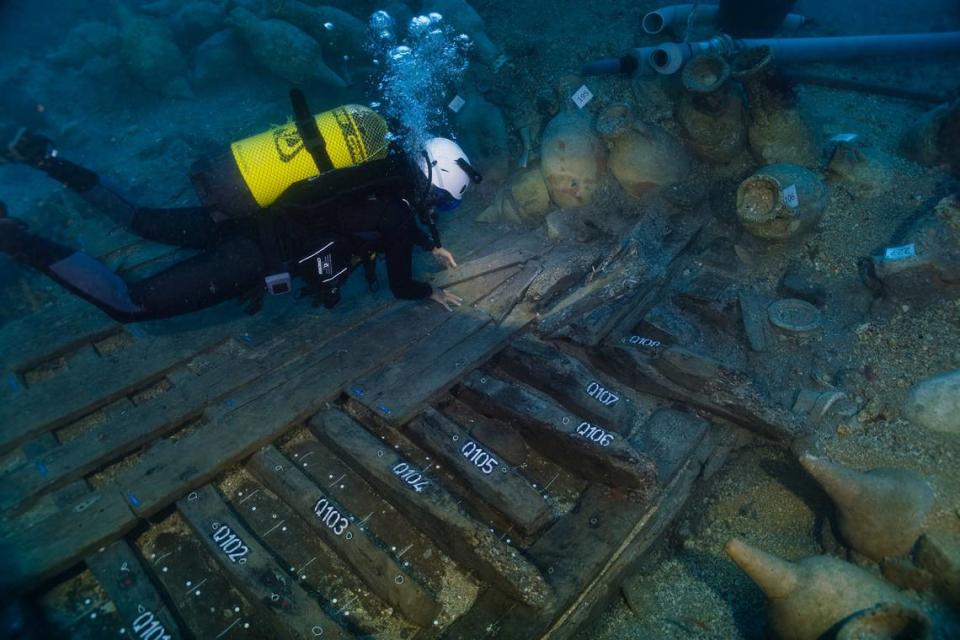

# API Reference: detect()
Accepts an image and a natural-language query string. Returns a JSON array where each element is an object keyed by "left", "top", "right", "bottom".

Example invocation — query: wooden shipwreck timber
[{"left": 0, "top": 212, "right": 809, "bottom": 639}]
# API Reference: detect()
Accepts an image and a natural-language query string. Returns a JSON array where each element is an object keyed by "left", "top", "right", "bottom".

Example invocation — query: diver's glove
[{"left": 2, "top": 127, "right": 54, "bottom": 166}]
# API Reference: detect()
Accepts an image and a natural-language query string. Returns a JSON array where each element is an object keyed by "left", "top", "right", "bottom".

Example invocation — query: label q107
[{"left": 586, "top": 381, "right": 619, "bottom": 406}]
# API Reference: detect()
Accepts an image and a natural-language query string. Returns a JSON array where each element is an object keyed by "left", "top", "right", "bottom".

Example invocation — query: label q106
[{"left": 575, "top": 421, "right": 615, "bottom": 447}]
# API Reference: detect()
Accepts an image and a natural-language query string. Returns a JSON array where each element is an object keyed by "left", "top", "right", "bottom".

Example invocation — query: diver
[{"left": 0, "top": 97, "right": 480, "bottom": 322}]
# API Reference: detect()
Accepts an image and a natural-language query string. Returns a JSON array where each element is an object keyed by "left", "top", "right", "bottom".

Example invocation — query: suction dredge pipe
[
  {"left": 583, "top": 31, "right": 960, "bottom": 77},
  {"left": 649, "top": 31, "right": 960, "bottom": 75},
  {"left": 642, "top": 4, "right": 806, "bottom": 36}
]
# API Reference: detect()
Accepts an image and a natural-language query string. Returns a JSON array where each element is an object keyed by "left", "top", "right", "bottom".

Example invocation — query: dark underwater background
[{"left": 1, "top": 1, "right": 960, "bottom": 638}]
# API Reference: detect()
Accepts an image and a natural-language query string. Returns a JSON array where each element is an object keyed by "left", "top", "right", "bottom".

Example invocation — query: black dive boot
[
  {"left": 3, "top": 126, "right": 138, "bottom": 228},
  {"left": 3, "top": 126, "right": 99, "bottom": 191}
]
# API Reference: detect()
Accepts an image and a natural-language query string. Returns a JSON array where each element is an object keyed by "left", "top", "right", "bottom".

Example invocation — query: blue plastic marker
[
  {"left": 351, "top": 385, "right": 365, "bottom": 397},
  {"left": 7, "top": 372, "right": 21, "bottom": 392},
  {"left": 377, "top": 405, "right": 392, "bottom": 415},
  {"left": 128, "top": 493, "right": 141, "bottom": 508},
  {"left": 35, "top": 462, "right": 48, "bottom": 477},
  {"left": 223, "top": 399, "right": 236, "bottom": 409}
]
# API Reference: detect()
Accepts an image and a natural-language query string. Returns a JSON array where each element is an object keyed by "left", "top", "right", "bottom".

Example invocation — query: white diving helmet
[{"left": 418, "top": 137, "right": 482, "bottom": 212}]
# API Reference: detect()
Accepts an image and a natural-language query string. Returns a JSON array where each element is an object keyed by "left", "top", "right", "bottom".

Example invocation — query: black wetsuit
[{"left": 0, "top": 150, "right": 437, "bottom": 322}]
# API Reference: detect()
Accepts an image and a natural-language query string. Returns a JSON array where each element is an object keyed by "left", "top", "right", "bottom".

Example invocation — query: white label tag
[
  {"left": 830, "top": 133, "right": 859, "bottom": 143},
  {"left": 884, "top": 244, "right": 916, "bottom": 261},
  {"left": 448, "top": 95, "right": 466, "bottom": 113},
  {"left": 782, "top": 184, "right": 800, "bottom": 209},
  {"left": 571, "top": 85, "right": 593, "bottom": 109}
]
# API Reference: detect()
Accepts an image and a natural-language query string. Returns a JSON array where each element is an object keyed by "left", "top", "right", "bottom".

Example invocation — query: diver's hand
[
  {"left": 431, "top": 247, "right": 458, "bottom": 270},
  {"left": 430, "top": 288, "right": 463, "bottom": 312}
]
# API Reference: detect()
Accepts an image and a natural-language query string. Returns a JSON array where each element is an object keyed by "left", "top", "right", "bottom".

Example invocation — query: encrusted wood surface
[{"left": 3, "top": 219, "right": 742, "bottom": 639}]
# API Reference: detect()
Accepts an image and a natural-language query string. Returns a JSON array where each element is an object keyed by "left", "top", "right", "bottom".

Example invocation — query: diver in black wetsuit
[{"left": 0, "top": 110, "right": 479, "bottom": 322}]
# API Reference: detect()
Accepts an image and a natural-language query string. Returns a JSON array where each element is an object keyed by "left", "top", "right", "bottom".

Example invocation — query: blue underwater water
[{"left": 1, "top": 0, "right": 960, "bottom": 638}]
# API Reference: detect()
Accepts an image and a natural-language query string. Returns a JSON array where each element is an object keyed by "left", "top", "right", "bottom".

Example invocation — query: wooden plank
[
  {"left": 459, "top": 371, "right": 660, "bottom": 495},
  {"left": 429, "top": 247, "right": 535, "bottom": 289},
  {"left": 137, "top": 514, "right": 289, "bottom": 640},
  {"left": 247, "top": 446, "right": 440, "bottom": 627},
  {"left": 438, "top": 400, "right": 587, "bottom": 514},
  {"left": 2, "top": 264, "right": 525, "bottom": 589},
  {"left": 341, "top": 399, "right": 524, "bottom": 538},
  {"left": 40, "top": 568, "right": 126, "bottom": 639},
  {"left": 536, "top": 219, "right": 705, "bottom": 341},
  {"left": 446, "top": 431, "right": 723, "bottom": 640},
  {"left": 0, "top": 301, "right": 118, "bottom": 376},
  {"left": 177, "top": 485, "right": 350, "bottom": 640},
  {"left": 113, "top": 296, "right": 473, "bottom": 519},
  {"left": 409, "top": 409, "right": 553, "bottom": 536},
  {"left": 1, "top": 486, "right": 138, "bottom": 590},
  {"left": 281, "top": 437, "right": 458, "bottom": 598},
  {"left": 347, "top": 307, "right": 531, "bottom": 426},
  {"left": 86, "top": 540, "right": 183, "bottom": 640},
  {"left": 348, "top": 309, "right": 491, "bottom": 422},
  {"left": 589, "top": 342, "right": 808, "bottom": 443},
  {"left": 496, "top": 336, "right": 652, "bottom": 435},
  {"left": 0, "top": 287, "right": 391, "bottom": 513},
  {"left": 0, "top": 305, "right": 286, "bottom": 455},
  {"left": 524, "top": 245, "right": 603, "bottom": 312},
  {"left": 343, "top": 265, "right": 535, "bottom": 426},
  {"left": 475, "top": 261, "right": 541, "bottom": 325},
  {"left": 1, "top": 343, "right": 261, "bottom": 512},
  {"left": 219, "top": 471, "right": 403, "bottom": 636},
  {"left": 311, "top": 410, "right": 553, "bottom": 609}
]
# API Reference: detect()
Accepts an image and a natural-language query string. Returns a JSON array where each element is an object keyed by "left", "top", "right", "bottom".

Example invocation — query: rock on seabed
[{"left": 903, "top": 369, "right": 960, "bottom": 434}]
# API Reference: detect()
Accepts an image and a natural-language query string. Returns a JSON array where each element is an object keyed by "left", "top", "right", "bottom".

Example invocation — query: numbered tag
[
  {"left": 884, "top": 243, "right": 916, "bottom": 261},
  {"left": 132, "top": 610, "right": 172, "bottom": 640},
  {"left": 626, "top": 336, "right": 662, "bottom": 349},
  {"left": 392, "top": 462, "right": 430, "bottom": 493},
  {"left": 448, "top": 95, "right": 466, "bottom": 113},
  {"left": 782, "top": 184, "right": 800, "bottom": 209},
  {"left": 830, "top": 133, "right": 859, "bottom": 143},
  {"left": 575, "top": 421, "right": 615, "bottom": 447},
  {"left": 212, "top": 524, "right": 250, "bottom": 563},
  {"left": 460, "top": 441, "right": 500, "bottom": 475},
  {"left": 571, "top": 85, "right": 593, "bottom": 109},
  {"left": 585, "top": 381, "right": 620, "bottom": 406},
  {"left": 313, "top": 497, "right": 350, "bottom": 536}
]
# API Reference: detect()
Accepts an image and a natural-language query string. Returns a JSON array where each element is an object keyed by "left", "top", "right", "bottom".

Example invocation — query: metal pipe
[
  {"left": 648, "top": 31, "right": 960, "bottom": 75},
  {"left": 581, "top": 48, "right": 656, "bottom": 76},
  {"left": 642, "top": 4, "right": 805, "bottom": 36}
]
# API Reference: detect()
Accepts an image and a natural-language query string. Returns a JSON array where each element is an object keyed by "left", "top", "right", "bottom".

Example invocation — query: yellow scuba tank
[{"left": 190, "top": 104, "right": 390, "bottom": 218}]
